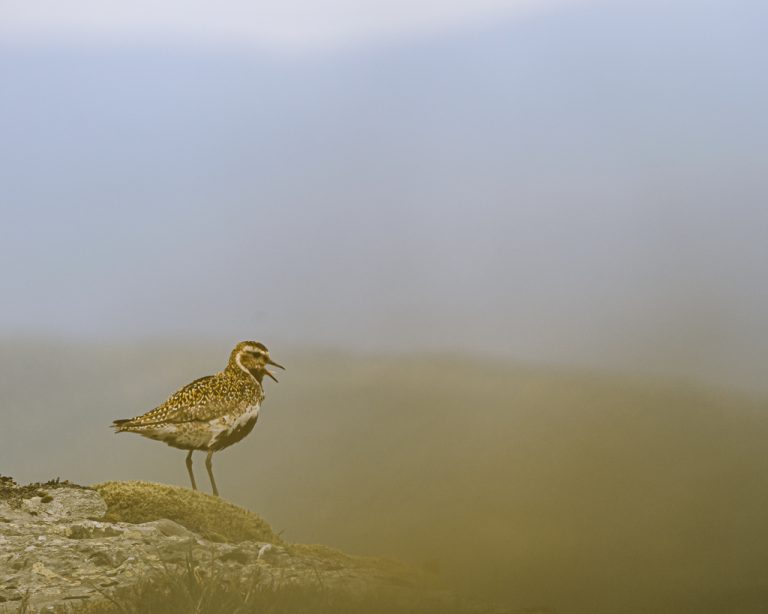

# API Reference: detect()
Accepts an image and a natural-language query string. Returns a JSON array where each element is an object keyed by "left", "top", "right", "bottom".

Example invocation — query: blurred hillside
[{"left": 2, "top": 341, "right": 768, "bottom": 613}]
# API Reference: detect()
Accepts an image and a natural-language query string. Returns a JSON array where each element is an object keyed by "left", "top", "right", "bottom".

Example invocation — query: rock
[
  {"left": 0, "top": 478, "right": 466, "bottom": 613},
  {"left": 20, "top": 488, "right": 106, "bottom": 523}
]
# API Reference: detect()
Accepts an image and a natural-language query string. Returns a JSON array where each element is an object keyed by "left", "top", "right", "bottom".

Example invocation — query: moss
[{"left": 93, "top": 481, "right": 280, "bottom": 544}]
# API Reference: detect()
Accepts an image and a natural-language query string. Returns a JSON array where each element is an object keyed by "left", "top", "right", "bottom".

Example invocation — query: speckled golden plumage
[
  {"left": 120, "top": 371, "right": 262, "bottom": 427},
  {"left": 113, "top": 341, "right": 284, "bottom": 497}
]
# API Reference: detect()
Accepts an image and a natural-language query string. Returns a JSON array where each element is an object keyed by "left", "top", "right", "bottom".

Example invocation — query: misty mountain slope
[
  {"left": 3, "top": 343, "right": 768, "bottom": 613},
  {"left": 261, "top": 355, "right": 768, "bottom": 614}
]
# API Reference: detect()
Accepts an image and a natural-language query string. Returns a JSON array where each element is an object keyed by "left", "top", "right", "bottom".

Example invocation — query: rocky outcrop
[{"left": 0, "top": 477, "right": 454, "bottom": 613}]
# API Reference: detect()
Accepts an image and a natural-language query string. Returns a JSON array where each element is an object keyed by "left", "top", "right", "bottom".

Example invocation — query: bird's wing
[{"left": 123, "top": 374, "right": 251, "bottom": 426}]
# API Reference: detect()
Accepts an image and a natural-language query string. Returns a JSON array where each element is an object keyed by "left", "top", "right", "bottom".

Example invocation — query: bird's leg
[
  {"left": 185, "top": 450, "right": 197, "bottom": 491},
  {"left": 205, "top": 450, "right": 219, "bottom": 497}
]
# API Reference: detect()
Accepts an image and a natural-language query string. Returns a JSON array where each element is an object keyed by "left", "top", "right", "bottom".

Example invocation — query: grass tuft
[{"left": 83, "top": 553, "right": 508, "bottom": 614}]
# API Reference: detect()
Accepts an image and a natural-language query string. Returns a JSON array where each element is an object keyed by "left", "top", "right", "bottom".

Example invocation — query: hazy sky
[
  {"left": 1, "top": 0, "right": 767, "bottom": 392},
  {"left": 2, "top": 0, "right": 580, "bottom": 50}
]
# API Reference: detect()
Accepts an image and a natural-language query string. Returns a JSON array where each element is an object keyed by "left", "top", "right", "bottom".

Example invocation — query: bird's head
[{"left": 229, "top": 341, "right": 285, "bottom": 383}]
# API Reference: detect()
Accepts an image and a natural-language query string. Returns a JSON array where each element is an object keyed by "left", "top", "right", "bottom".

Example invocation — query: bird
[{"left": 112, "top": 341, "right": 284, "bottom": 497}]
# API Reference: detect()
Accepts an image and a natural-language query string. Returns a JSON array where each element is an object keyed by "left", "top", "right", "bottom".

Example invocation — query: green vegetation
[
  {"left": 83, "top": 553, "right": 505, "bottom": 614},
  {"left": 94, "top": 480, "right": 280, "bottom": 544}
]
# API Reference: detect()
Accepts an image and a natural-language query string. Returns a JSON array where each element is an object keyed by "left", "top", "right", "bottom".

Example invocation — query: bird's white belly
[
  {"left": 208, "top": 403, "right": 261, "bottom": 448},
  {"left": 140, "top": 403, "right": 261, "bottom": 450},
  {"left": 147, "top": 422, "right": 212, "bottom": 449}
]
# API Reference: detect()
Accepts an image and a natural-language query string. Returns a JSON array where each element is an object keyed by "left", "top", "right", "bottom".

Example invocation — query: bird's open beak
[{"left": 265, "top": 358, "right": 285, "bottom": 383}]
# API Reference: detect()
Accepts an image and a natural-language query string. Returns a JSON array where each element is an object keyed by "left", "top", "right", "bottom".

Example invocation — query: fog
[
  {"left": 2, "top": 0, "right": 768, "bottom": 611},
  {"left": 3, "top": 342, "right": 768, "bottom": 613},
  {"left": 1, "top": 0, "right": 767, "bottom": 391}
]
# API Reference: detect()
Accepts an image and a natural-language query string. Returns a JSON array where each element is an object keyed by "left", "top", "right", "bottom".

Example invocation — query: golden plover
[{"left": 112, "top": 341, "right": 284, "bottom": 496}]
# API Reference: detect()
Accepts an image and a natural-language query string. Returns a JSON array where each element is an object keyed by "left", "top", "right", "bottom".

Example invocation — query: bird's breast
[{"left": 208, "top": 402, "right": 261, "bottom": 451}]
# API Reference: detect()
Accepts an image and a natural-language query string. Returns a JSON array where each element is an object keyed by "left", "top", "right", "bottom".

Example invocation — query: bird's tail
[{"left": 112, "top": 418, "right": 132, "bottom": 432}]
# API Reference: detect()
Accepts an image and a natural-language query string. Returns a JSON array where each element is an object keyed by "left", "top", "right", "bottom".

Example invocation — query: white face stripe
[{"left": 235, "top": 351, "right": 258, "bottom": 381}]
